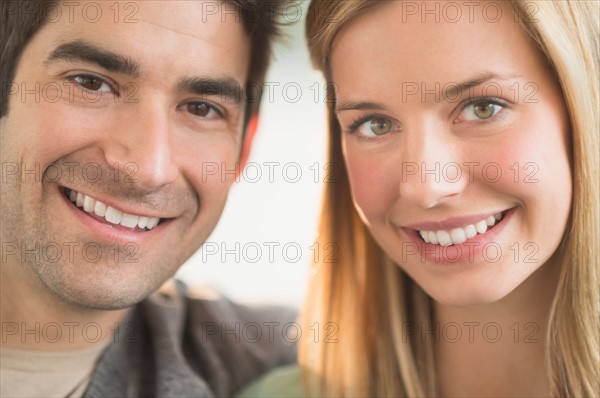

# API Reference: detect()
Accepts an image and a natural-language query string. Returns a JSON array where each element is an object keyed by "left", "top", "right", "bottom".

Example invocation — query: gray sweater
[{"left": 83, "top": 281, "right": 297, "bottom": 397}]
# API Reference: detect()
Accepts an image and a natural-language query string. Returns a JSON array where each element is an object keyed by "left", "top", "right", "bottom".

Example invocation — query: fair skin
[
  {"left": 331, "top": 1, "right": 571, "bottom": 396},
  {"left": 0, "top": 1, "right": 256, "bottom": 350}
]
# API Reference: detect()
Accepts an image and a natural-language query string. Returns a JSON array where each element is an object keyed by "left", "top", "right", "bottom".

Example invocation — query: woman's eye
[
  {"left": 185, "top": 102, "right": 222, "bottom": 119},
  {"left": 71, "top": 75, "right": 112, "bottom": 93},
  {"left": 356, "top": 117, "right": 394, "bottom": 137},
  {"left": 459, "top": 101, "right": 504, "bottom": 121}
]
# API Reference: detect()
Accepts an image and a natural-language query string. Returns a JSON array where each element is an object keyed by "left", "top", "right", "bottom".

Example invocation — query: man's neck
[
  {"left": 1, "top": 262, "right": 128, "bottom": 351},
  {"left": 433, "top": 258, "right": 561, "bottom": 397}
]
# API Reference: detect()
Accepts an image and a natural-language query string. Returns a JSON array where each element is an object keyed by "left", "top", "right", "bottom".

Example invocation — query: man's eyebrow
[
  {"left": 177, "top": 77, "right": 243, "bottom": 104},
  {"left": 45, "top": 40, "right": 140, "bottom": 78}
]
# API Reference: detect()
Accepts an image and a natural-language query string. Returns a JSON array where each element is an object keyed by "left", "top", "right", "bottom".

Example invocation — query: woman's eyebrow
[
  {"left": 335, "top": 73, "right": 523, "bottom": 112},
  {"left": 335, "top": 101, "right": 386, "bottom": 113},
  {"left": 443, "top": 72, "right": 522, "bottom": 99},
  {"left": 44, "top": 40, "right": 140, "bottom": 78}
]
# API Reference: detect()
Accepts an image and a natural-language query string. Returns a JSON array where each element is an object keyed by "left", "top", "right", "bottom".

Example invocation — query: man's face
[{"left": 1, "top": 1, "right": 251, "bottom": 309}]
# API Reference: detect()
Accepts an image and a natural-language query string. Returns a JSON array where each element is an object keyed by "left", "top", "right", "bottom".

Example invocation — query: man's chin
[
  {"left": 54, "top": 285, "right": 155, "bottom": 311},
  {"left": 36, "top": 264, "right": 170, "bottom": 311}
]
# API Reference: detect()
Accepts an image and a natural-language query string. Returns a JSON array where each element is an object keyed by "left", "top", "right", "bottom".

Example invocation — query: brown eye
[
  {"left": 369, "top": 117, "right": 392, "bottom": 135},
  {"left": 72, "top": 75, "right": 110, "bottom": 92},
  {"left": 186, "top": 102, "right": 211, "bottom": 117},
  {"left": 473, "top": 102, "right": 496, "bottom": 119}
]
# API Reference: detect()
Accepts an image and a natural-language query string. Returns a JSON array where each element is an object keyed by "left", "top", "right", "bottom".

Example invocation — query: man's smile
[{"left": 63, "top": 187, "right": 167, "bottom": 233}]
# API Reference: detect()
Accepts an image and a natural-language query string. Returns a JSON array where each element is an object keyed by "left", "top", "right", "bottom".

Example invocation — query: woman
[{"left": 238, "top": 1, "right": 599, "bottom": 396}]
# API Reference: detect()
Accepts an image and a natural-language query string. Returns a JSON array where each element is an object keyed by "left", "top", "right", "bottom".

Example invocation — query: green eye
[
  {"left": 457, "top": 99, "right": 505, "bottom": 122},
  {"left": 369, "top": 118, "right": 392, "bottom": 135},
  {"left": 346, "top": 115, "right": 397, "bottom": 138},
  {"left": 473, "top": 102, "right": 496, "bottom": 119}
]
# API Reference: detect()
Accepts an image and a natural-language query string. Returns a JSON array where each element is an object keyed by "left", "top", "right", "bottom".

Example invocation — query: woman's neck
[{"left": 433, "top": 257, "right": 561, "bottom": 397}]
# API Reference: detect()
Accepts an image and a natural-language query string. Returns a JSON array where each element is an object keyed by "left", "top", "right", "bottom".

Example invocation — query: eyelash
[
  {"left": 67, "top": 73, "right": 225, "bottom": 120},
  {"left": 68, "top": 73, "right": 118, "bottom": 95},
  {"left": 178, "top": 101, "right": 225, "bottom": 121},
  {"left": 456, "top": 96, "right": 510, "bottom": 123},
  {"left": 345, "top": 114, "right": 396, "bottom": 134},
  {"left": 343, "top": 96, "right": 510, "bottom": 137}
]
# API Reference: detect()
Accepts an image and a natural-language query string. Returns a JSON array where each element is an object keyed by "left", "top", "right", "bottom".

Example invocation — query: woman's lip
[
  {"left": 398, "top": 207, "right": 516, "bottom": 264},
  {"left": 402, "top": 209, "right": 511, "bottom": 231}
]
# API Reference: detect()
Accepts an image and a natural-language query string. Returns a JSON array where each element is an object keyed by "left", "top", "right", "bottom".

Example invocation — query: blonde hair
[{"left": 300, "top": 1, "right": 599, "bottom": 396}]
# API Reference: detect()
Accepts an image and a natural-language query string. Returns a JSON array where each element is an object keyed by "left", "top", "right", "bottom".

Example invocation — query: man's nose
[{"left": 100, "top": 99, "right": 180, "bottom": 191}]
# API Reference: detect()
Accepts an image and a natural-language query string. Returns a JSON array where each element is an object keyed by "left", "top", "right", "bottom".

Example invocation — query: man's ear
[{"left": 235, "top": 114, "right": 258, "bottom": 180}]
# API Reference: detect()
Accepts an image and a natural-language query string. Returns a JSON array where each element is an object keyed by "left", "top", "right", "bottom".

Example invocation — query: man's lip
[
  {"left": 400, "top": 208, "right": 514, "bottom": 231},
  {"left": 61, "top": 187, "right": 171, "bottom": 242},
  {"left": 61, "top": 186, "right": 169, "bottom": 220},
  {"left": 68, "top": 198, "right": 150, "bottom": 232}
]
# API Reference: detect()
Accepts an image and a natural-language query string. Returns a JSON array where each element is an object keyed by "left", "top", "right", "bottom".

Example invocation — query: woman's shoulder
[{"left": 235, "top": 365, "right": 304, "bottom": 398}]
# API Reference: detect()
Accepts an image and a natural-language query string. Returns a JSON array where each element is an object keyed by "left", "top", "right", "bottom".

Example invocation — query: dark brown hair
[{"left": 0, "top": 0, "right": 291, "bottom": 122}]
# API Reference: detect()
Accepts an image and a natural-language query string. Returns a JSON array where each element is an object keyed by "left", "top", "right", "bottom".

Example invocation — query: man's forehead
[
  {"left": 41, "top": 1, "right": 251, "bottom": 79},
  {"left": 50, "top": 1, "right": 249, "bottom": 44},
  {"left": 136, "top": 1, "right": 248, "bottom": 45},
  {"left": 51, "top": 0, "right": 246, "bottom": 32}
]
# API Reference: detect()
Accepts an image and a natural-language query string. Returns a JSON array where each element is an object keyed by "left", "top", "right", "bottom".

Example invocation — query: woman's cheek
[{"left": 344, "top": 149, "right": 400, "bottom": 220}]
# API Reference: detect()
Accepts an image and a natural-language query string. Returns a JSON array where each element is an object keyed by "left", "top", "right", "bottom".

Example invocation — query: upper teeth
[
  {"left": 418, "top": 213, "right": 503, "bottom": 246},
  {"left": 67, "top": 189, "right": 160, "bottom": 231}
]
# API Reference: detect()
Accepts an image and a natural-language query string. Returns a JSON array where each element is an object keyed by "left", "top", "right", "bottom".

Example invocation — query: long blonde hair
[{"left": 300, "top": 1, "right": 599, "bottom": 396}]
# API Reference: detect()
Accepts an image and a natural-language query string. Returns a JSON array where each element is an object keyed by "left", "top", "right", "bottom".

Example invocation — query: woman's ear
[{"left": 235, "top": 114, "right": 259, "bottom": 180}]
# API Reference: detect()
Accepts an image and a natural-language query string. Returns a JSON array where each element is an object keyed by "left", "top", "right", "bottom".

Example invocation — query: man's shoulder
[
  {"left": 141, "top": 278, "right": 298, "bottom": 367},
  {"left": 84, "top": 279, "right": 297, "bottom": 398},
  {"left": 150, "top": 279, "right": 298, "bottom": 348}
]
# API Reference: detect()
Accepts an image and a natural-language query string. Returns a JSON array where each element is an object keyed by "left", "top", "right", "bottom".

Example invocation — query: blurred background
[{"left": 176, "top": 4, "right": 327, "bottom": 308}]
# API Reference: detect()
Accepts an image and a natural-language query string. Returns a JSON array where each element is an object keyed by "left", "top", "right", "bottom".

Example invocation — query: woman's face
[{"left": 331, "top": 1, "right": 572, "bottom": 306}]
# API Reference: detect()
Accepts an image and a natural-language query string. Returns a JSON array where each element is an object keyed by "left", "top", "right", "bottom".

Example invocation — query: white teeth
[
  {"left": 450, "top": 228, "right": 467, "bottom": 244},
  {"left": 105, "top": 206, "right": 123, "bottom": 225},
  {"left": 464, "top": 224, "right": 477, "bottom": 239},
  {"left": 138, "top": 216, "right": 149, "bottom": 229},
  {"left": 76, "top": 192, "right": 84, "bottom": 207},
  {"left": 83, "top": 195, "right": 96, "bottom": 212},
  {"left": 428, "top": 230, "right": 438, "bottom": 244},
  {"left": 417, "top": 212, "right": 505, "bottom": 246},
  {"left": 66, "top": 189, "right": 162, "bottom": 231},
  {"left": 475, "top": 220, "right": 488, "bottom": 234},
  {"left": 437, "top": 231, "right": 452, "bottom": 246},
  {"left": 94, "top": 201, "right": 107, "bottom": 217},
  {"left": 147, "top": 217, "right": 159, "bottom": 229},
  {"left": 120, "top": 213, "right": 139, "bottom": 228}
]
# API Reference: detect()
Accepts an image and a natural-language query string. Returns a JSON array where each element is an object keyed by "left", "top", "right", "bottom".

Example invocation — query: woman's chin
[{"left": 421, "top": 281, "right": 518, "bottom": 308}]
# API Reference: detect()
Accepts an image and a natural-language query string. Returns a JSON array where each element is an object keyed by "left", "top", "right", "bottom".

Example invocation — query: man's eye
[
  {"left": 459, "top": 100, "right": 504, "bottom": 121},
  {"left": 71, "top": 75, "right": 113, "bottom": 93},
  {"left": 185, "top": 102, "right": 222, "bottom": 119}
]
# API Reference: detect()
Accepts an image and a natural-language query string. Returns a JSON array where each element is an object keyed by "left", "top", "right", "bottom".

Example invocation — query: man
[{"left": 0, "top": 1, "right": 295, "bottom": 396}]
